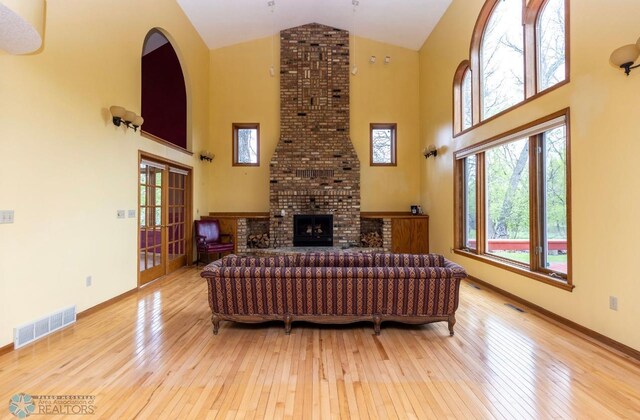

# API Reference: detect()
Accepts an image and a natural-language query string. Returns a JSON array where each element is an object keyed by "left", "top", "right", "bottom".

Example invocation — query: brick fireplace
[{"left": 270, "top": 23, "right": 360, "bottom": 247}]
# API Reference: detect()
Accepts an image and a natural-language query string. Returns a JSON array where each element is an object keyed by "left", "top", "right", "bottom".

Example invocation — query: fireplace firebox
[{"left": 293, "top": 214, "right": 333, "bottom": 247}]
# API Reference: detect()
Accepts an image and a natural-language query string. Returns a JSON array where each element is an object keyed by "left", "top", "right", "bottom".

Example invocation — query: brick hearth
[{"left": 270, "top": 23, "right": 361, "bottom": 247}]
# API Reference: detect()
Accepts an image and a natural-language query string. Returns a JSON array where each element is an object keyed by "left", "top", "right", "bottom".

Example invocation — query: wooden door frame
[{"left": 137, "top": 151, "right": 193, "bottom": 287}]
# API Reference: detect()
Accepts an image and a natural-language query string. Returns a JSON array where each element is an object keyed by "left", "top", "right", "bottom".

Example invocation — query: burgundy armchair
[{"left": 195, "top": 219, "right": 235, "bottom": 266}]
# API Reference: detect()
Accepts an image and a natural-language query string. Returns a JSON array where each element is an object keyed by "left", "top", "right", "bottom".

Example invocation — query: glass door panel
[
  {"left": 167, "top": 169, "right": 187, "bottom": 271},
  {"left": 139, "top": 163, "right": 165, "bottom": 284}
]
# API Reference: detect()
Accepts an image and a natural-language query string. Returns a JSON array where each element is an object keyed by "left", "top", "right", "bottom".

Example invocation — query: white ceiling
[{"left": 177, "top": 0, "right": 452, "bottom": 51}]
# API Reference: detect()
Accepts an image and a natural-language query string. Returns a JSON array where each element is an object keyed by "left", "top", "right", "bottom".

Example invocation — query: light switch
[
  {"left": 0, "top": 210, "right": 14, "bottom": 224},
  {"left": 127, "top": 209, "right": 136, "bottom": 218},
  {"left": 117, "top": 210, "right": 125, "bottom": 219}
]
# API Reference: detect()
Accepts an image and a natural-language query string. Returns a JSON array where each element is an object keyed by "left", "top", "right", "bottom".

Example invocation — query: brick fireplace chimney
[{"left": 270, "top": 23, "right": 361, "bottom": 247}]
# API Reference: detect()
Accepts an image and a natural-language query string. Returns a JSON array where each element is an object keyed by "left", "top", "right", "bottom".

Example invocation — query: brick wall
[{"left": 270, "top": 23, "right": 361, "bottom": 247}]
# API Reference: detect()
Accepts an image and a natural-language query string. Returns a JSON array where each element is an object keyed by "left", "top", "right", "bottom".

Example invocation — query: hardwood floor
[{"left": 1, "top": 267, "right": 639, "bottom": 419}]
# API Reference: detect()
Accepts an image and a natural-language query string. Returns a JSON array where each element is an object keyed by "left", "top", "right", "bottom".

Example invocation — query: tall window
[
  {"left": 539, "top": 125, "right": 567, "bottom": 274},
  {"left": 461, "top": 70, "right": 473, "bottom": 131},
  {"left": 233, "top": 123, "right": 260, "bottom": 166},
  {"left": 486, "top": 137, "right": 530, "bottom": 263},
  {"left": 370, "top": 123, "right": 397, "bottom": 166},
  {"left": 481, "top": 0, "right": 525, "bottom": 119},
  {"left": 463, "top": 155, "right": 477, "bottom": 250},
  {"left": 455, "top": 109, "right": 571, "bottom": 288},
  {"left": 537, "top": 0, "right": 567, "bottom": 91}
]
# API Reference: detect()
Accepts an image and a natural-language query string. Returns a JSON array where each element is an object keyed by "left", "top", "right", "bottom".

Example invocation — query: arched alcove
[{"left": 141, "top": 29, "right": 187, "bottom": 150}]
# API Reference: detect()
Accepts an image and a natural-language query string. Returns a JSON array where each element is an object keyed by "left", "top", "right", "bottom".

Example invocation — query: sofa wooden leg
[
  {"left": 212, "top": 314, "right": 220, "bottom": 335},
  {"left": 373, "top": 315, "right": 382, "bottom": 336},
  {"left": 284, "top": 314, "right": 292, "bottom": 335},
  {"left": 448, "top": 314, "right": 456, "bottom": 336}
]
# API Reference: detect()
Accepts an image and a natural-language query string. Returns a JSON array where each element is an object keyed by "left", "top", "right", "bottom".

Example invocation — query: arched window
[
  {"left": 461, "top": 69, "right": 472, "bottom": 131},
  {"left": 141, "top": 29, "right": 187, "bottom": 150},
  {"left": 480, "top": 0, "right": 524, "bottom": 120},
  {"left": 536, "top": 0, "right": 567, "bottom": 91},
  {"left": 454, "top": 0, "right": 569, "bottom": 136},
  {"left": 453, "top": 61, "right": 472, "bottom": 135}
]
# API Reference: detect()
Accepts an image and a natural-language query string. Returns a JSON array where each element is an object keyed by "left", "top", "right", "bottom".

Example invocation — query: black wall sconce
[
  {"left": 110, "top": 106, "right": 144, "bottom": 132},
  {"left": 423, "top": 145, "right": 438, "bottom": 159},
  {"left": 610, "top": 37, "right": 640, "bottom": 76},
  {"left": 200, "top": 151, "right": 214, "bottom": 162}
]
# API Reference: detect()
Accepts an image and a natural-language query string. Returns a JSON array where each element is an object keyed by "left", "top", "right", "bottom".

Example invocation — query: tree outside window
[
  {"left": 233, "top": 123, "right": 260, "bottom": 166},
  {"left": 370, "top": 123, "right": 397, "bottom": 166}
]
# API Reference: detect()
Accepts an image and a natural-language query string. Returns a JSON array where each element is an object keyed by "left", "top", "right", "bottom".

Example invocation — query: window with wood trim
[
  {"left": 453, "top": 0, "right": 569, "bottom": 135},
  {"left": 453, "top": 61, "right": 472, "bottom": 135},
  {"left": 370, "top": 123, "right": 397, "bottom": 166},
  {"left": 536, "top": 0, "right": 567, "bottom": 92},
  {"left": 233, "top": 123, "right": 260, "bottom": 166},
  {"left": 480, "top": 0, "right": 524, "bottom": 119},
  {"left": 454, "top": 109, "right": 571, "bottom": 289}
]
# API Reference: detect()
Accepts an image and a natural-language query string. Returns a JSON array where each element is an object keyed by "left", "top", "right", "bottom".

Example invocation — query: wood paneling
[
  {"left": 411, "top": 218, "right": 430, "bottom": 253},
  {"left": 391, "top": 217, "right": 429, "bottom": 254},
  {"left": 391, "top": 218, "right": 412, "bottom": 253},
  {"left": 1, "top": 268, "right": 639, "bottom": 418}
]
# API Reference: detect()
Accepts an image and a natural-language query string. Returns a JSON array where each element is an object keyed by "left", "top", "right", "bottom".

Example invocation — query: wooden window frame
[
  {"left": 452, "top": 61, "right": 471, "bottom": 136},
  {"left": 528, "top": 0, "right": 571, "bottom": 95},
  {"left": 370, "top": 123, "right": 397, "bottom": 166},
  {"left": 453, "top": 108, "right": 572, "bottom": 291},
  {"left": 232, "top": 123, "right": 260, "bottom": 167},
  {"left": 452, "top": 0, "right": 570, "bottom": 137}
]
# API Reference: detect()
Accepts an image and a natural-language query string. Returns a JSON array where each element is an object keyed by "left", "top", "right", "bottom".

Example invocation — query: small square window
[
  {"left": 233, "top": 123, "right": 260, "bottom": 166},
  {"left": 370, "top": 123, "right": 397, "bottom": 166}
]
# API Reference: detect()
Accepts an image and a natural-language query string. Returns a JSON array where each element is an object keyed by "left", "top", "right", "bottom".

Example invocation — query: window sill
[
  {"left": 453, "top": 79, "right": 570, "bottom": 139},
  {"left": 453, "top": 249, "right": 574, "bottom": 292},
  {"left": 141, "top": 131, "right": 193, "bottom": 156},
  {"left": 233, "top": 163, "right": 260, "bottom": 167}
]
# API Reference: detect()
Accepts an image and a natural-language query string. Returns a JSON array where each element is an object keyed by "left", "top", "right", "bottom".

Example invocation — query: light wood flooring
[{"left": 1, "top": 267, "right": 639, "bottom": 419}]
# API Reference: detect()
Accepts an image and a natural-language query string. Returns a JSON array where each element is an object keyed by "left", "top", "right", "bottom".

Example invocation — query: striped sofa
[{"left": 200, "top": 252, "right": 467, "bottom": 336}]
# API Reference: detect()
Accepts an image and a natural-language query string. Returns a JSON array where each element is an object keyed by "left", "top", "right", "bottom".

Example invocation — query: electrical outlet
[
  {"left": 0, "top": 210, "right": 15, "bottom": 224},
  {"left": 609, "top": 296, "right": 618, "bottom": 311},
  {"left": 127, "top": 209, "right": 136, "bottom": 218},
  {"left": 117, "top": 210, "right": 125, "bottom": 219},
  {"left": 86, "top": 276, "right": 92, "bottom": 287}
]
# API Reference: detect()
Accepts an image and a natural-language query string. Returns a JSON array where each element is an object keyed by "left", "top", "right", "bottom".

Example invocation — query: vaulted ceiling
[{"left": 177, "top": 0, "right": 452, "bottom": 51}]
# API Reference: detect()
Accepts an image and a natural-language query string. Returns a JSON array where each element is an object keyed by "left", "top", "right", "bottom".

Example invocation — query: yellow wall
[
  {"left": 419, "top": 0, "right": 640, "bottom": 350},
  {"left": 207, "top": 35, "right": 421, "bottom": 213},
  {"left": 0, "top": 0, "right": 210, "bottom": 347},
  {"left": 207, "top": 37, "right": 279, "bottom": 212}
]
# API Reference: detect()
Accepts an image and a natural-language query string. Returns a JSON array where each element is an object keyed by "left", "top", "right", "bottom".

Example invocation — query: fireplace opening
[{"left": 293, "top": 214, "right": 333, "bottom": 247}]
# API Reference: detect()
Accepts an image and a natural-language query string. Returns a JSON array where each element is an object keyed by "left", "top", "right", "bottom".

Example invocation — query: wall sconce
[
  {"left": 423, "top": 145, "right": 438, "bottom": 159},
  {"left": 610, "top": 37, "right": 640, "bottom": 76},
  {"left": 200, "top": 151, "right": 214, "bottom": 162},
  {"left": 109, "top": 106, "right": 144, "bottom": 132}
]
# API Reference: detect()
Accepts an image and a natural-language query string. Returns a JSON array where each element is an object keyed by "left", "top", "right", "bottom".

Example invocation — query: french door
[{"left": 138, "top": 155, "right": 192, "bottom": 286}]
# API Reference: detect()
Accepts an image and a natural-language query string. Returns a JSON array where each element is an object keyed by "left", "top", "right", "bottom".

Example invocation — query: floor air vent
[
  {"left": 14, "top": 305, "right": 76, "bottom": 349},
  {"left": 505, "top": 303, "right": 525, "bottom": 313}
]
